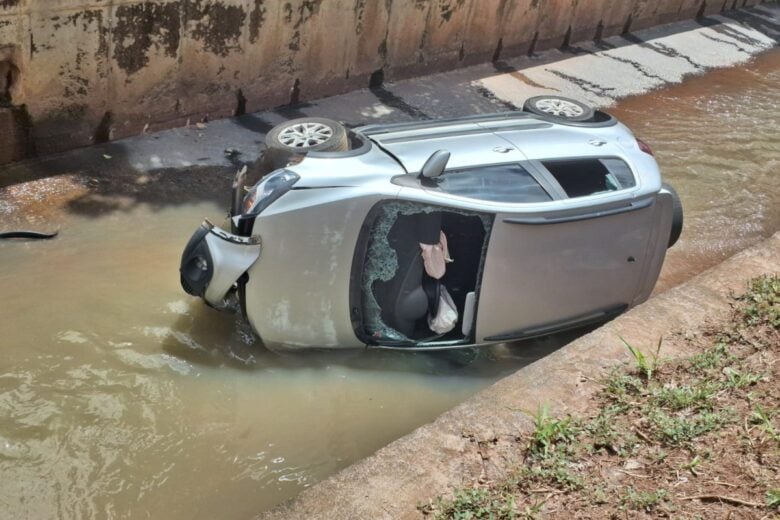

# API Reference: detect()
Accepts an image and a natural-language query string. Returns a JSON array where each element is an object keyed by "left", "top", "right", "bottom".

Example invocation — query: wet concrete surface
[{"left": 0, "top": 10, "right": 779, "bottom": 519}]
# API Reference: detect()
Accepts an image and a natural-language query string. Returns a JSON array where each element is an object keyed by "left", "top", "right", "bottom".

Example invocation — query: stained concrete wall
[{"left": 0, "top": 0, "right": 770, "bottom": 163}]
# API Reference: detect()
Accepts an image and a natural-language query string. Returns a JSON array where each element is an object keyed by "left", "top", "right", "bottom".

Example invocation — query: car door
[{"left": 475, "top": 157, "right": 656, "bottom": 343}]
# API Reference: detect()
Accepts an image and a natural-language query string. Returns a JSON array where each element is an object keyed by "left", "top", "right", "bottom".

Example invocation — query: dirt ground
[{"left": 425, "top": 275, "right": 779, "bottom": 519}]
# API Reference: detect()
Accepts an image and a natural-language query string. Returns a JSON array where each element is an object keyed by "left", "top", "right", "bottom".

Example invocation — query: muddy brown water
[
  {"left": 609, "top": 47, "right": 780, "bottom": 291},
  {"left": 1, "top": 49, "right": 778, "bottom": 519}
]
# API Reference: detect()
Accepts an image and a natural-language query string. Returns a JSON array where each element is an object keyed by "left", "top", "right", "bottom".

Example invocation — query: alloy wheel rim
[
  {"left": 534, "top": 98, "right": 585, "bottom": 118},
  {"left": 278, "top": 122, "right": 334, "bottom": 147}
]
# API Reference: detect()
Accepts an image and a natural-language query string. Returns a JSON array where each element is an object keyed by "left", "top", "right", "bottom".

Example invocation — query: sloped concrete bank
[
  {"left": 259, "top": 234, "right": 780, "bottom": 519},
  {"left": 0, "top": 0, "right": 774, "bottom": 163}
]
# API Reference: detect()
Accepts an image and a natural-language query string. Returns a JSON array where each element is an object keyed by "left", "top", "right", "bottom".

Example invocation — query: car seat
[{"left": 373, "top": 211, "right": 442, "bottom": 338}]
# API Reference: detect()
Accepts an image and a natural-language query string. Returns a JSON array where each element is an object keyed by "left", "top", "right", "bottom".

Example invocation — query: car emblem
[
  {"left": 492, "top": 146, "right": 514, "bottom": 153},
  {"left": 588, "top": 138, "right": 607, "bottom": 147}
]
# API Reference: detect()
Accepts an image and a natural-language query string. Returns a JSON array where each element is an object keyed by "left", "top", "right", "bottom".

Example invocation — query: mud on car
[{"left": 180, "top": 96, "right": 683, "bottom": 351}]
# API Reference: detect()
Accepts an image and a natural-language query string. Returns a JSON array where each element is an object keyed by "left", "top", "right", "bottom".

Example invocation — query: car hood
[{"left": 287, "top": 144, "right": 404, "bottom": 188}]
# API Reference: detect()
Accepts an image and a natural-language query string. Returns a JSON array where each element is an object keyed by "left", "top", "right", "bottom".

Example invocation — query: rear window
[
  {"left": 542, "top": 158, "right": 636, "bottom": 198},
  {"left": 435, "top": 163, "right": 552, "bottom": 203}
]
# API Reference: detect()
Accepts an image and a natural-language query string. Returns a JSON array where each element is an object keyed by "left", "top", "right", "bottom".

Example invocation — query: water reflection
[{"left": 161, "top": 296, "right": 576, "bottom": 376}]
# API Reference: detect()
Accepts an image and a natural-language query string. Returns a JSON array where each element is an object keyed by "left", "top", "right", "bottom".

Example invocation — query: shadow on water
[{"left": 161, "top": 300, "right": 592, "bottom": 378}]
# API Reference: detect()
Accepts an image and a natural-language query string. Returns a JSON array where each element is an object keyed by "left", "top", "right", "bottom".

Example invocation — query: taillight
[{"left": 637, "top": 138, "right": 654, "bottom": 156}]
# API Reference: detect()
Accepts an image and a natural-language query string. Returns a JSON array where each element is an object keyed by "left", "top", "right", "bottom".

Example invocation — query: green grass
[
  {"left": 739, "top": 274, "right": 779, "bottom": 327},
  {"left": 767, "top": 489, "right": 780, "bottom": 509},
  {"left": 722, "top": 367, "right": 763, "bottom": 389},
  {"left": 433, "top": 488, "right": 517, "bottom": 520},
  {"left": 514, "top": 405, "right": 584, "bottom": 491},
  {"left": 602, "top": 369, "right": 643, "bottom": 406},
  {"left": 620, "top": 487, "right": 668, "bottom": 513},
  {"left": 750, "top": 404, "right": 779, "bottom": 443},
  {"left": 647, "top": 408, "right": 731, "bottom": 446},
  {"left": 650, "top": 381, "right": 719, "bottom": 411},
  {"left": 528, "top": 405, "right": 577, "bottom": 457},
  {"left": 688, "top": 341, "right": 731, "bottom": 372},
  {"left": 621, "top": 336, "right": 663, "bottom": 380}
]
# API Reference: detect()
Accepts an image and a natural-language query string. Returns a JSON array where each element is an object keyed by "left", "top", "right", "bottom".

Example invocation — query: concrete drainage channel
[{"left": 0, "top": 4, "right": 778, "bottom": 519}]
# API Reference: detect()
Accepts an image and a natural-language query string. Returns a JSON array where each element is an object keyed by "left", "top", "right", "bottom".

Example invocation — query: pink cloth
[{"left": 420, "top": 232, "right": 453, "bottom": 280}]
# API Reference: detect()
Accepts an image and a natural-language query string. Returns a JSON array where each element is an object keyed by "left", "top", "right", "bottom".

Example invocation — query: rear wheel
[
  {"left": 266, "top": 117, "right": 348, "bottom": 152},
  {"left": 663, "top": 182, "right": 684, "bottom": 248},
  {"left": 523, "top": 96, "right": 595, "bottom": 123}
]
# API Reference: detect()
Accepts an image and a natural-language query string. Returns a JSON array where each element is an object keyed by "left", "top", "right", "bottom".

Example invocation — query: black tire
[
  {"left": 523, "top": 95, "right": 596, "bottom": 123},
  {"left": 663, "top": 182, "right": 684, "bottom": 249},
  {"left": 265, "top": 117, "right": 348, "bottom": 155}
]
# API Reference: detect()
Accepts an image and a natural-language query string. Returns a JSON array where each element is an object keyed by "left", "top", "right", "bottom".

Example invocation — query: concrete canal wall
[{"left": 0, "top": 0, "right": 772, "bottom": 164}]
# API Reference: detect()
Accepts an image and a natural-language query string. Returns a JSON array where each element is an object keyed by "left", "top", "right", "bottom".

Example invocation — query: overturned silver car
[{"left": 180, "top": 96, "right": 683, "bottom": 351}]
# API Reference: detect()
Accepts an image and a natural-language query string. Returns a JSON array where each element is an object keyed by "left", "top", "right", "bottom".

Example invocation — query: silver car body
[{"left": 187, "top": 111, "right": 674, "bottom": 351}]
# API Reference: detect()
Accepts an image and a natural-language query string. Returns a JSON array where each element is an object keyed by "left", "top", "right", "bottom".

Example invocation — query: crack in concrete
[
  {"left": 560, "top": 43, "right": 668, "bottom": 84},
  {"left": 599, "top": 52, "right": 668, "bottom": 83},
  {"left": 544, "top": 69, "right": 616, "bottom": 99},
  {"left": 622, "top": 34, "right": 706, "bottom": 71},
  {"left": 699, "top": 32, "right": 752, "bottom": 53},
  {"left": 707, "top": 19, "right": 770, "bottom": 47}
]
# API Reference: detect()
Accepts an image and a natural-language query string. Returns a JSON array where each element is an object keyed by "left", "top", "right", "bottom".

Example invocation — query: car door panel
[{"left": 475, "top": 198, "right": 657, "bottom": 342}]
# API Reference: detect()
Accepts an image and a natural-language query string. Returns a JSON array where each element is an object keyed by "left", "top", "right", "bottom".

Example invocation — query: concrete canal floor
[{"left": 0, "top": 5, "right": 778, "bottom": 519}]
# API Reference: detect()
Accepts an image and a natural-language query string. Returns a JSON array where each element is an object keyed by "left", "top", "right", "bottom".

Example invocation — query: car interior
[{"left": 358, "top": 201, "right": 491, "bottom": 346}]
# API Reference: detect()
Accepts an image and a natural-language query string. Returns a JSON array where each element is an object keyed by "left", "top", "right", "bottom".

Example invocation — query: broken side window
[{"left": 542, "top": 158, "right": 637, "bottom": 198}]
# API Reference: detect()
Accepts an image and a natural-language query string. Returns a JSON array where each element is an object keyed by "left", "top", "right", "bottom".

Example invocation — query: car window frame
[{"left": 531, "top": 156, "right": 638, "bottom": 200}]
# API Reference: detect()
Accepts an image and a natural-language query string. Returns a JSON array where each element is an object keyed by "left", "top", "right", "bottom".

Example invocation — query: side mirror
[{"left": 420, "top": 150, "right": 450, "bottom": 179}]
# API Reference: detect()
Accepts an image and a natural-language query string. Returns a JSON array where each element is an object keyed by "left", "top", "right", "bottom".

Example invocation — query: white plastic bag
[{"left": 428, "top": 286, "right": 458, "bottom": 335}]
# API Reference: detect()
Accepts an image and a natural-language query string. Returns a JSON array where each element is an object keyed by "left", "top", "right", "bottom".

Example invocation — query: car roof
[{"left": 356, "top": 111, "right": 625, "bottom": 174}]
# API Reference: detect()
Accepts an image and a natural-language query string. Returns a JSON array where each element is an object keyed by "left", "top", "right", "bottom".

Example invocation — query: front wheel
[{"left": 523, "top": 96, "right": 595, "bottom": 123}]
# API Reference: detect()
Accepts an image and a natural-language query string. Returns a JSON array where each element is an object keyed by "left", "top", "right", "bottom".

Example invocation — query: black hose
[{"left": 0, "top": 230, "right": 59, "bottom": 240}]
